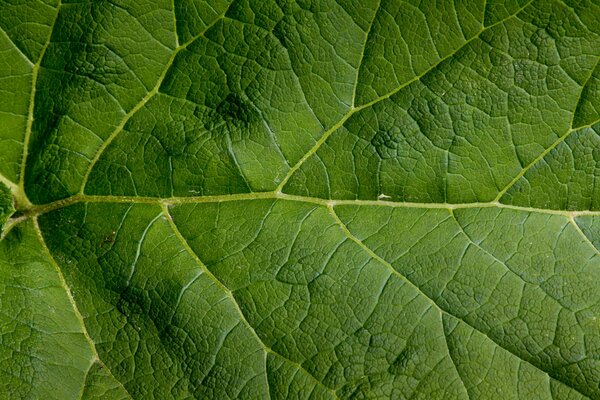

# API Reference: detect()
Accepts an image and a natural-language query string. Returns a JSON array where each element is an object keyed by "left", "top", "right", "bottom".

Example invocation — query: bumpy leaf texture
[{"left": 0, "top": 0, "right": 600, "bottom": 399}]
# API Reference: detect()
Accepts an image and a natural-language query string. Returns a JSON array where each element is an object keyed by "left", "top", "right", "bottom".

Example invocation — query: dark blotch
[
  {"left": 215, "top": 93, "right": 259, "bottom": 128},
  {"left": 388, "top": 347, "right": 414, "bottom": 375},
  {"left": 116, "top": 287, "right": 145, "bottom": 320},
  {"left": 371, "top": 127, "right": 402, "bottom": 159}
]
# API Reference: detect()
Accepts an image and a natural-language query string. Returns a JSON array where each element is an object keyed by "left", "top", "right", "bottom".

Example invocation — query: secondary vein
[
  {"left": 328, "top": 204, "right": 591, "bottom": 399},
  {"left": 79, "top": 10, "right": 230, "bottom": 195},
  {"left": 276, "top": 0, "right": 534, "bottom": 193},
  {"left": 162, "top": 204, "right": 340, "bottom": 400},
  {"left": 32, "top": 217, "right": 134, "bottom": 400},
  {"left": 18, "top": 0, "right": 62, "bottom": 208}
]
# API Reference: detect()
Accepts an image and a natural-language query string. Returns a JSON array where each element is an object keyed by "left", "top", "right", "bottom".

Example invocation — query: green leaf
[
  {"left": 1, "top": 0, "right": 600, "bottom": 399},
  {"left": 0, "top": 181, "right": 14, "bottom": 233}
]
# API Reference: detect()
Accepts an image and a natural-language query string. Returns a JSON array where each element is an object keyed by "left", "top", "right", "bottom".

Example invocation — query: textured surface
[
  {"left": 0, "top": 182, "right": 13, "bottom": 232},
  {"left": 1, "top": 0, "right": 600, "bottom": 399}
]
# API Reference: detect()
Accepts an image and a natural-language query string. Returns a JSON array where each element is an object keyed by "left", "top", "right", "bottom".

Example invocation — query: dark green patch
[
  {"left": 371, "top": 127, "right": 402, "bottom": 159},
  {"left": 388, "top": 347, "right": 414, "bottom": 375},
  {"left": 216, "top": 93, "right": 260, "bottom": 127},
  {"left": 0, "top": 182, "right": 15, "bottom": 233}
]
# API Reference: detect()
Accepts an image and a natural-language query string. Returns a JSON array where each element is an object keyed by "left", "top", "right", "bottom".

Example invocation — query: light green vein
[
  {"left": 0, "top": 173, "right": 17, "bottom": 193},
  {"left": 0, "top": 24, "right": 34, "bottom": 65},
  {"left": 441, "top": 320, "right": 471, "bottom": 400},
  {"left": 351, "top": 0, "right": 381, "bottom": 108},
  {"left": 570, "top": 57, "right": 600, "bottom": 130},
  {"left": 495, "top": 53, "right": 600, "bottom": 202},
  {"left": 12, "top": 192, "right": 600, "bottom": 230},
  {"left": 172, "top": 0, "right": 179, "bottom": 47}
]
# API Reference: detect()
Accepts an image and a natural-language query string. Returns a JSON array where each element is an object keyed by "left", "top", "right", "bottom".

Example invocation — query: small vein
[
  {"left": 351, "top": 0, "right": 381, "bottom": 108},
  {"left": 77, "top": 361, "right": 93, "bottom": 400},
  {"left": 450, "top": 210, "right": 575, "bottom": 311},
  {"left": 172, "top": 0, "right": 179, "bottom": 47},
  {"left": 495, "top": 115, "right": 600, "bottom": 203},
  {"left": 569, "top": 215, "right": 600, "bottom": 257},
  {"left": 495, "top": 53, "right": 600, "bottom": 202},
  {"left": 225, "top": 131, "right": 252, "bottom": 192},
  {"left": 571, "top": 57, "right": 600, "bottom": 130},
  {"left": 126, "top": 212, "right": 162, "bottom": 285},
  {"left": 0, "top": 24, "right": 34, "bottom": 65},
  {"left": 441, "top": 317, "right": 471, "bottom": 400},
  {"left": 481, "top": 0, "right": 488, "bottom": 27}
]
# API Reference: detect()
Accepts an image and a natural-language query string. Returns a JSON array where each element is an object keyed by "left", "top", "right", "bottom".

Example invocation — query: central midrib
[{"left": 9, "top": 190, "right": 599, "bottom": 225}]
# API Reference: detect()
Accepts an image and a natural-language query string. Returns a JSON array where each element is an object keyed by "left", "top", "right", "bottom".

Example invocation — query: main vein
[{"left": 10, "top": 191, "right": 600, "bottom": 233}]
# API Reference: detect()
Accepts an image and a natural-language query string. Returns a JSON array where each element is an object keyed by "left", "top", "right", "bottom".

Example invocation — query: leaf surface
[{"left": 1, "top": 0, "right": 600, "bottom": 399}]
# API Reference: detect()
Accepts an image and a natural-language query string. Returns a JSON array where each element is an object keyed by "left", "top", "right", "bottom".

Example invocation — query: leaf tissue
[{"left": 1, "top": 0, "right": 600, "bottom": 398}]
